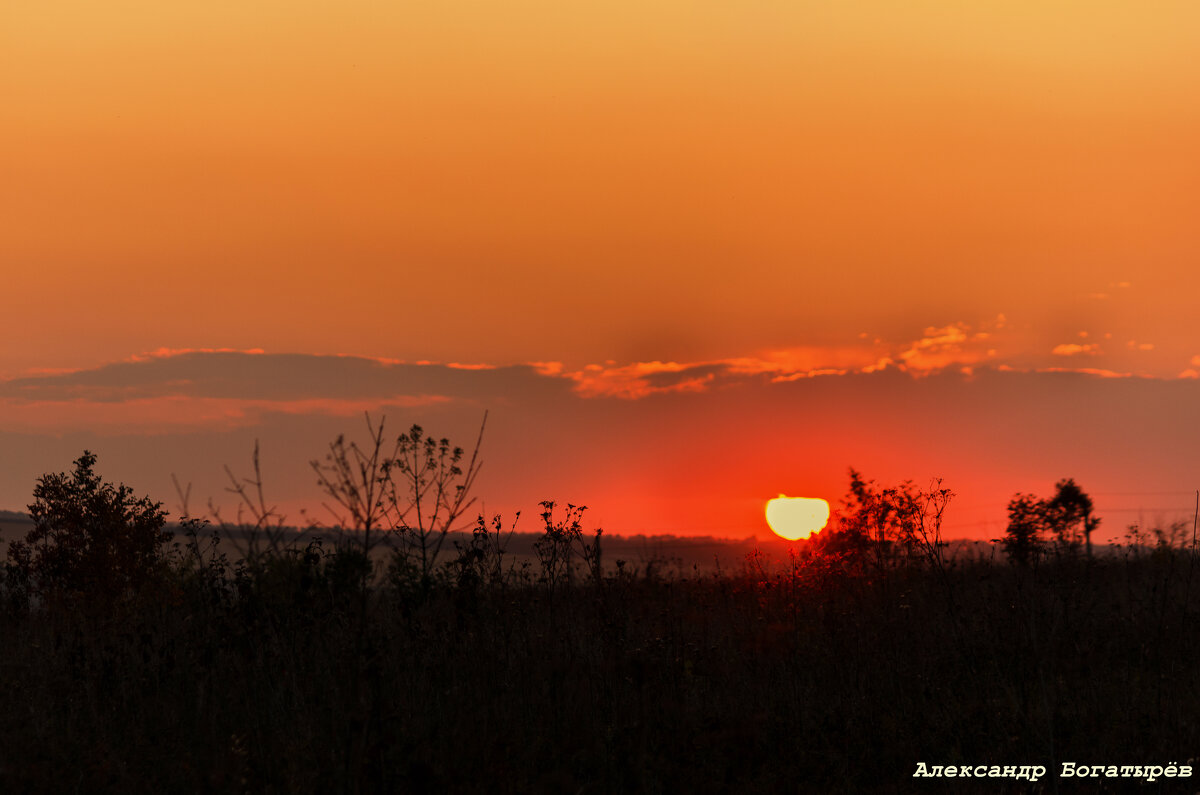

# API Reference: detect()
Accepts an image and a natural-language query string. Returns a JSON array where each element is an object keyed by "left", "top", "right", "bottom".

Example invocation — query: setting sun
[{"left": 765, "top": 495, "right": 830, "bottom": 541}]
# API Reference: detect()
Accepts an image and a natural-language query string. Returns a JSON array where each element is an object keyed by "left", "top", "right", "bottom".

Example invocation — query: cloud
[
  {"left": 560, "top": 361, "right": 720, "bottom": 399},
  {"left": 128, "top": 347, "right": 267, "bottom": 362},
  {"left": 549, "top": 347, "right": 898, "bottom": 399},
  {"left": 0, "top": 395, "right": 452, "bottom": 434},
  {"left": 1037, "top": 367, "right": 1131, "bottom": 379},
  {"left": 895, "top": 323, "right": 996, "bottom": 375},
  {"left": 0, "top": 351, "right": 563, "bottom": 404},
  {"left": 1051, "top": 343, "right": 1101, "bottom": 357},
  {"left": 2, "top": 324, "right": 1191, "bottom": 437},
  {"left": 0, "top": 352, "right": 568, "bottom": 433},
  {"left": 528, "top": 361, "right": 565, "bottom": 376},
  {"left": 547, "top": 321, "right": 1008, "bottom": 397},
  {"left": 722, "top": 346, "right": 888, "bottom": 376},
  {"left": 445, "top": 362, "right": 497, "bottom": 371}
]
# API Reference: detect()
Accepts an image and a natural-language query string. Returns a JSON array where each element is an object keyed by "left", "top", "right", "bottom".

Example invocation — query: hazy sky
[{"left": 3, "top": 2, "right": 1200, "bottom": 538}]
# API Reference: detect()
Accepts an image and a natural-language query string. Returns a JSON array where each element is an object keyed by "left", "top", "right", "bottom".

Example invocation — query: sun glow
[{"left": 765, "top": 495, "right": 830, "bottom": 541}]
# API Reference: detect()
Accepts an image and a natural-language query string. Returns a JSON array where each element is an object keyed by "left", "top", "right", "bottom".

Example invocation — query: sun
[{"left": 765, "top": 495, "right": 830, "bottom": 541}]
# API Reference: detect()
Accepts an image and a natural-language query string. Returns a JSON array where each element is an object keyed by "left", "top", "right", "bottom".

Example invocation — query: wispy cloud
[
  {"left": 896, "top": 323, "right": 996, "bottom": 375},
  {"left": 544, "top": 320, "right": 1005, "bottom": 397},
  {"left": 560, "top": 361, "right": 718, "bottom": 399},
  {"left": 128, "top": 347, "right": 267, "bottom": 362},
  {"left": 1182, "top": 355, "right": 1200, "bottom": 379},
  {"left": 1036, "top": 367, "right": 1131, "bottom": 379},
  {"left": 1052, "top": 343, "right": 1101, "bottom": 356}
]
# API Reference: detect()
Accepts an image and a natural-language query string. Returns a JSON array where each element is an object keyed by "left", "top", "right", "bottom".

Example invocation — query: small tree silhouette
[
  {"left": 1045, "top": 478, "right": 1100, "bottom": 558},
  {"left": 7, "top": 451, "right": 171, "bottom": 605},
  {"left": 1002, "top": 493, "right": 1046, "bottom": 566},
  {"left": 1001, "top": 480, "right": 1099, "bottom": 563}
]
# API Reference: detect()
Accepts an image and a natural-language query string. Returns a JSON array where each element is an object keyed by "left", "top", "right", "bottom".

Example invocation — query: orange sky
[{"left": 3, "top": 3, "right": 1200, "bottom": 538}]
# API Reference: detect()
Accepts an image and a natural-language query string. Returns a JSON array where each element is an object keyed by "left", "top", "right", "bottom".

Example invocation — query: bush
[{"left": 7, "top": 451, "right": 171, "bottom": 606}]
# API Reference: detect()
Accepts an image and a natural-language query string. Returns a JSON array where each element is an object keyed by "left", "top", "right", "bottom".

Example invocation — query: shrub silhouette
[
  {"left": 819, "top": 468, "right": 953, "bottom": 573},
  {"left": 7, "top": 451, "right": 171, "bottom": 605}
]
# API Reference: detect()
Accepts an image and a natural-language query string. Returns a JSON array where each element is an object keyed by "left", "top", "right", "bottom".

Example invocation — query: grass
[{"left": 2, "top": 528, "right": 1199, "bottom": 793}]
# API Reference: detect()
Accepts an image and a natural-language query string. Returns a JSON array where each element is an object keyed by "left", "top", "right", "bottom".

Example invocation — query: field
[{"left": 2, "top": 504, "right": 1199, "bottom": 793}]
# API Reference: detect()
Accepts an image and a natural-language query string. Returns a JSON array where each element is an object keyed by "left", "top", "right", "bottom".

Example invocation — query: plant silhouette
[
  {"left": 1001, "top": 478, "right": 1099, "bottom": 563},
  {"left": 7, "top": 451, "right": 171, "bottom": 606},
  {"left": 1046, "top": 477, "right": 1100, "bottom": 558},
  {"left": 311, "top": 412, "right": 486, "bottom": 590}
]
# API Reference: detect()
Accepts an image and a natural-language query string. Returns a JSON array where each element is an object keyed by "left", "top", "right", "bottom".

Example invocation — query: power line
[{"left": 1091, "top": 491, "right": 1198, "bottom": 497}]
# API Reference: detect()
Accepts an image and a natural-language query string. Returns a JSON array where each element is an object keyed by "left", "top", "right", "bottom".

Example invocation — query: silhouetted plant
[
  {"left": 383, "top": 415, "right": 486, "bottom": 586},
  {"left": 452, "top": 512, "right": 521, "bottom": 591},
  {"left": 307, "top": 412, "right": 485, "bottom": 605},
  {"left": 168, "top": 516, "right": 233, "bottom": 608},
  {"left": 829, "top": 468, "right": 953, "bottom": 573},
  {"left": 822, "top": 470, "right": 877, "bottom": 565},
  {"left": 1001, "top": 479, "right": 1099, "bottom": 563},
  {"left": 1045, "top": 478, "right": 1100, "bottom": 558},
  {"left": 1002, "top": 493, "right": 1047, "bottom": 566},
  {"left": 312, "top": 416, "right": 393, "bottom": 544},
  {"left": 6, "top": 451, "right": 171, "bottom": 607},
  {"left": 534, "top": 500, "right": 600, "bottom": 592},
  {"left": 214, "top": 440, "right": 295, "bottom": 561}
]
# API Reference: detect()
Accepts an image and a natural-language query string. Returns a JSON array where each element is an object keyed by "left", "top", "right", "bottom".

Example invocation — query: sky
[{"left": 3, "top": 2, "right": 1200, "bottom": 540}]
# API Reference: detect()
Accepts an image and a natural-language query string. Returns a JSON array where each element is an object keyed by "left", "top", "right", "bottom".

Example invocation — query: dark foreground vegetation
[{"left": 2, "top": 442, "right": 1200, "bottom": 793}]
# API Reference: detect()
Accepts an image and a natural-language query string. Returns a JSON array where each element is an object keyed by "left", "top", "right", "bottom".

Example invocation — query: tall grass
[{"left": 2, "top": 520, "right": 1200, "bottom": 793}]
